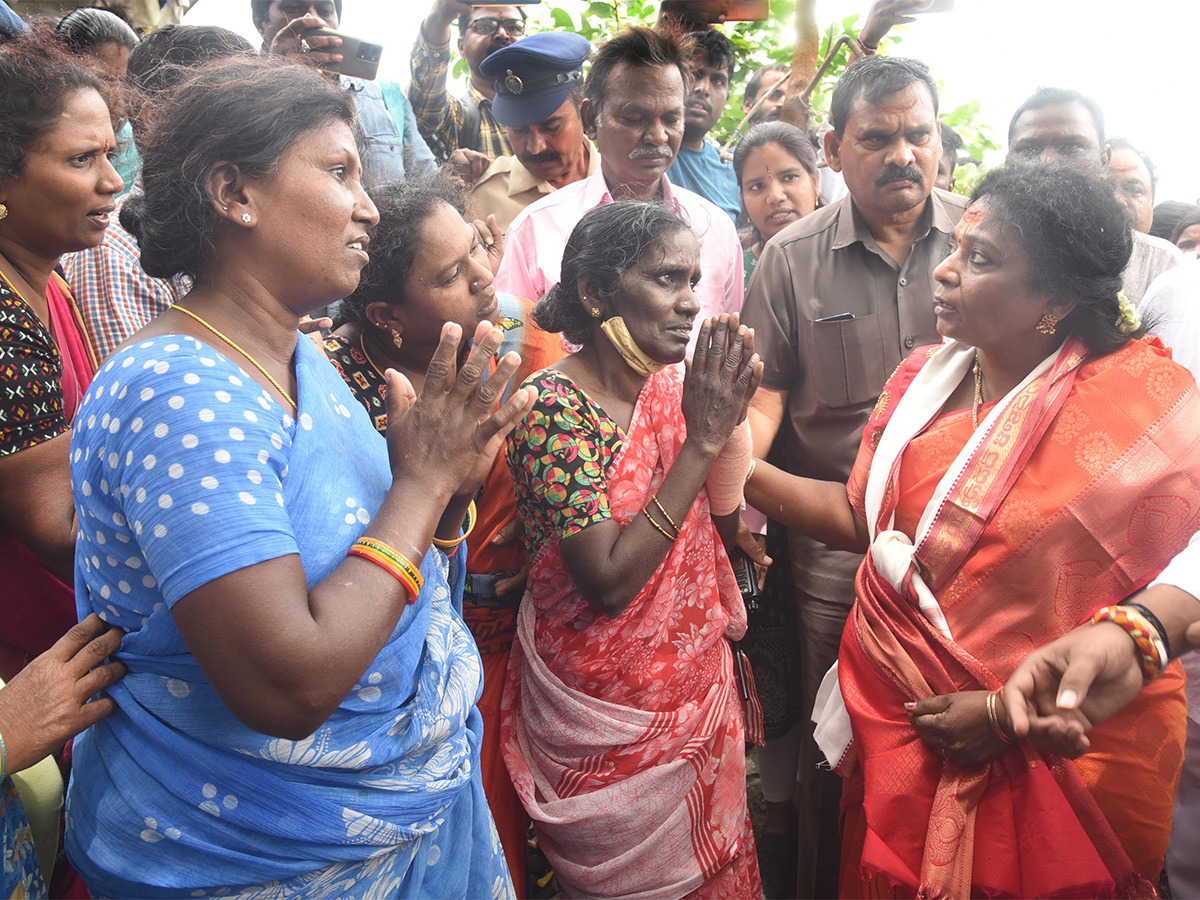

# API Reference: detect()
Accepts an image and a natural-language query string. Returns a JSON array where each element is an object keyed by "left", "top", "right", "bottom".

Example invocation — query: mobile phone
[
  {"left": 301, "top": 28, "right": 383, "bottom": 81},
  {"left": 908, "top": 0, "right": 954, "bottom": 13},
  {"left": 659, "top": 0, "right": 770, "bottom": 22},
  {"left": 730, "top": 551, "right": 761, "bottom": 605}
]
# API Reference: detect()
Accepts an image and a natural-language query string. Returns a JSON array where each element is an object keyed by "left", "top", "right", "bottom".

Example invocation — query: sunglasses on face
[{"left": 467, "top": 16, "right": 526, "bottom": 36}]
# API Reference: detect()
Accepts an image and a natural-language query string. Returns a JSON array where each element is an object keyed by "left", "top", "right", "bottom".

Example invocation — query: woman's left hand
[{"left": 908, "top": 690, "right": 1009, "bottom": 767}]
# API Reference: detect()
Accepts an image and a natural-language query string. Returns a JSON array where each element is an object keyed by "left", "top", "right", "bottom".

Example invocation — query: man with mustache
[
  {"left": 739, "top": 55, "right": 967, "bottom": 899},
  {"left": 667, "top": 29, "right": 740, "bottom": 223},
  {"left": 494, "top": 26, "right": 743, "bottom": 349},
  {"left": 467, "top": 32, "right": 598, "bottom": 234},
  {"left": 410, "top": 0, "right": 527, "bottom": 161}
]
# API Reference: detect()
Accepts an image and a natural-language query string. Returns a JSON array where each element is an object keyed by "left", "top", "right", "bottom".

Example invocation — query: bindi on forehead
[{"left": 961, "top": 202, "right": 988, "bottom": 225}]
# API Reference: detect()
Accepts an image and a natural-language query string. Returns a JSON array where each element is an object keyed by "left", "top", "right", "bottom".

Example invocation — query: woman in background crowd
[
  {"left": 55, "top": 8, "right": 139, "bottom": 195},
  {"left": 503, "top": 200, "right": 765, "bottom": 898},
  {"left": 746, "top": 164, "right": 1199, "bottom": 898},
  {"left": 733, "top": 121, "right": 820, "bottom": 288},
  {"left": 0, "top": 33, "right": 118, "bottom": 680},
  {"left": 66, "top": 56, "right": 531, "bottom": 899},
  {"left": 1172, "top": 207, "right": 1200, "bottom": 257},
  {"left": 327, "top": 175, "right": 562, "bottom": 896}
]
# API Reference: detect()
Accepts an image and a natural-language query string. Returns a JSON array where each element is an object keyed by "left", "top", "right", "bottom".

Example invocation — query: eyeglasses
[{"left": 467, "top": 16, "right": 526, "bottom": 36}]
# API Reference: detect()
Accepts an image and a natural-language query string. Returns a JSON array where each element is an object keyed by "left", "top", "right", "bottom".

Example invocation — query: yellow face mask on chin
[{"left": 600, "top": 316, "right": 665, "bottom": 377}]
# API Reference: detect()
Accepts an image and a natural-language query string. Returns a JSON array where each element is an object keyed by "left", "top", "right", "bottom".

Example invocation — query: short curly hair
[
  {"left": 335, "top": 176, "right": 466, "bottom": 329},
  {"left": 534, "top": 201, "right": 694, "bottom": 346},
  {"left": 0, "top": 29, "right": 105, "bottom": 181},
  {"left": 971, "top": 163, "right": 1138, "bottom": 357},
  {"left": 121, "top": 56, "right": 354, "bottom": 279}
]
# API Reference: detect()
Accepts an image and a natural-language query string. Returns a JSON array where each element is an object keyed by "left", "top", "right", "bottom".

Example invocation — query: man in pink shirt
[{"left": 494, "top": 26, "right": 743, "bottom": 347}]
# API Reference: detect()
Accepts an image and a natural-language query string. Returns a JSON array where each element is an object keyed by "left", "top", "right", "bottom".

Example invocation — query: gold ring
[{"left": 299, "top": 38, "right": 312, "bottom": 53}]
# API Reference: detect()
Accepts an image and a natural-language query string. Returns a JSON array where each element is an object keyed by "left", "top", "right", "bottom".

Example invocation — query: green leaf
[{"left": 550, "top": 7, "right": 575, "bottom": 29}]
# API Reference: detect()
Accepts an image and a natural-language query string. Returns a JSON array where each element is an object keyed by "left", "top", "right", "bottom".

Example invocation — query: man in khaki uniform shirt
[
  {"left": 469, "top": 138, "right": 599, "bottom": 233},
  {"left": 739, "top": 55, "right": 968, "bottom": 899},
  {"left": 467, "top": 32, "right": 596, "bottom": 233}
]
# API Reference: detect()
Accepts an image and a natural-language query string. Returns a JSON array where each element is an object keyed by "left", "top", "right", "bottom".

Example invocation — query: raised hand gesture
[{"left": 682, "top": 313, "right": 763, "bottom": 457}]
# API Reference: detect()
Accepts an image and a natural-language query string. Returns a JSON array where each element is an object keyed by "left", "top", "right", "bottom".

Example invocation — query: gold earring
[
  {"left": 1035, "top": 313, "right": 1059, "bottom": 335},
  {"left": 390, "top": 329, "right": 403, "bottom": 349},
  {"left": 590, "top": 307, "right": 602, "bottom": 319},
  {"left": 0, "top": 202, "right": 7, "bottom": 221}
]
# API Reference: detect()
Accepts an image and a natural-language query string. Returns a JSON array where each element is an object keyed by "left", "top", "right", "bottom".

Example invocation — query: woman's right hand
[
  {"left": 682, "top": 314, "right": 763, "bottom": 456},
  {"left": 0, "top": 614, "right": 126, "bottom": 775},
  {"left": 384, "top": 321, "right": 535, "bottom": 497}
]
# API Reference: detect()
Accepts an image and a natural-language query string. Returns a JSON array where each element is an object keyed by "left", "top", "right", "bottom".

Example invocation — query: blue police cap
[{"left": 481, "top": 32, "right": 591, "bottom": 128}]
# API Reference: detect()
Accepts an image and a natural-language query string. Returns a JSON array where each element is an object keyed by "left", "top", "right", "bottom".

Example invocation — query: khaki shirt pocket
[{"left": 808, "top": 313, "right": 888, "bottom": 408}]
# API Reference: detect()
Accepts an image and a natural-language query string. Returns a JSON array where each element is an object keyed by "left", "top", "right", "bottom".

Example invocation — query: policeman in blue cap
[{"left": 467, "top": 32, "right": 599, "bottom": 233}]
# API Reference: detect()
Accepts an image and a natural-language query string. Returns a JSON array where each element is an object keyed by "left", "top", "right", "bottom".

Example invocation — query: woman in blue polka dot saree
[{"left": 64, "top": 57, "right": 533, "bottom": 899}]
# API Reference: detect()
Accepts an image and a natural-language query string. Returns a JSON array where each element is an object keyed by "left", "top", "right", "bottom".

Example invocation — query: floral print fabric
[
  {"left": 505, "top": 369, "right": 624, "bottom": 557},
  {"left": 502, "top": 365, "right": 761, "bottom": 898}
]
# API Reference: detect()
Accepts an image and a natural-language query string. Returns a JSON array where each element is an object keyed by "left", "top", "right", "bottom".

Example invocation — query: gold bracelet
[
  {"left": 433, "top": 500, "right": 478, "bottom": 549},
  {"left": 650, "top": 495, "right": 679, "bottom": 534},
  {"left": 642, "top": 506, "right": 678, "bottom": 542},
  {"left": 986, "top": 689, "right": 1015, "bottom": 744},
  {"left": 745, "top": 457, "right": 758, "bottom": 485}
]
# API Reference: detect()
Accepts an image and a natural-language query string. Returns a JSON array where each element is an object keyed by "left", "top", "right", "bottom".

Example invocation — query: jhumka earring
[{"left": 1035, "top": 313, "right": 1059, "bottom": 335}]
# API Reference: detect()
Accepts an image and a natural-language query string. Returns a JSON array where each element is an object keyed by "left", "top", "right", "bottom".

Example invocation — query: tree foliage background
[{"left": 456, "top": 0, "right": 998, "bottom": 194}]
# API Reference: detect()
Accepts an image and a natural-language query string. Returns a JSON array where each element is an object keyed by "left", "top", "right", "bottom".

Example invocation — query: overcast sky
[{"left": 185, "top": 0, "right": 1200, "bottom": 206}]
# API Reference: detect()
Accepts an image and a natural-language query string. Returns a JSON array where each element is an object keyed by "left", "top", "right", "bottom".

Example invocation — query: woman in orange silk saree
[
  {"left": 833, "top": 332, "right": 1198, "bottom": 899},
  {"left": 746, "top": 165, "right": 1200, "bottom": 899}
]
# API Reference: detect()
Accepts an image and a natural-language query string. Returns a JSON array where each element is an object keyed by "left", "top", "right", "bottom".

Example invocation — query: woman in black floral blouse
[{"left": 0, "top": 32, "right": 122, "bottom": 679}]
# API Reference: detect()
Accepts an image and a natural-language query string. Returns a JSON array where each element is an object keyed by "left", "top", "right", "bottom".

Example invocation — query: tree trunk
[{"left": 781, "top": 0, "right": 819, "bottom": 131}]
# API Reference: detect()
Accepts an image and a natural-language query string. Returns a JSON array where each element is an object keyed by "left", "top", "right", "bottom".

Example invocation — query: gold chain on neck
[{"left": 174, "top": 306, "right": 298, "bottom": 411}]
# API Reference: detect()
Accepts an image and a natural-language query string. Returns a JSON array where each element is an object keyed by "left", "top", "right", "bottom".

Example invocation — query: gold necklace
[
  {"left": 358, "top": 331, "right": 389, "bottom": 381},
  {"left": 971, "top": 352, "right": 983, "bottom": 430},
  {"left": 174, "top": 305, "right": 298, "bottom": 411}
]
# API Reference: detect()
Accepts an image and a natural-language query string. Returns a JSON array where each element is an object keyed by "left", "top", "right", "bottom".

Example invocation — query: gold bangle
[
  {"left": 650, "top": 495, "right": 679, "bottom": 534},
  {"left": 641, "top": 506, "right": 678, "bottom": 542},
  {"left": 745, "top": 457, "right": 757, "bottom": 485},
  {"left": 986, "top": 689, "right": 1015, "bottom": 744},
  {"left": 433, "top": 500, "right": 478, "bottom": 549}
]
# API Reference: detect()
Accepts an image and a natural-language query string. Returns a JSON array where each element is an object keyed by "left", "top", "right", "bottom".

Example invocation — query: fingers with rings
[{"left": 299, "top": 38, "right": 312, "bottom": 53}]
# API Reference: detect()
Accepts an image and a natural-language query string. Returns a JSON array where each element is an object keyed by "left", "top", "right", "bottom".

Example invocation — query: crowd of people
[{"left": 1, "top": 0, "right": 1199, "bottom": 898}]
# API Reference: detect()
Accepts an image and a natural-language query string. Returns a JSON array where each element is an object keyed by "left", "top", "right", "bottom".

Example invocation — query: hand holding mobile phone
[
  {"left": 266, "top": 13, "right": 343, "bottom": 67},
  {"left": 301, "top": 28, "right": 384, "bottom": 81}
]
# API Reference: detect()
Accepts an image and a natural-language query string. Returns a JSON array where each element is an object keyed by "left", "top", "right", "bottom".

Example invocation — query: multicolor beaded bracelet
[
  {"left": 1089, "top": 604, "right": 1168, "bottom": 683},
  {"left": 348, "top": 538, "right": 423, "bottom": 604}
]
